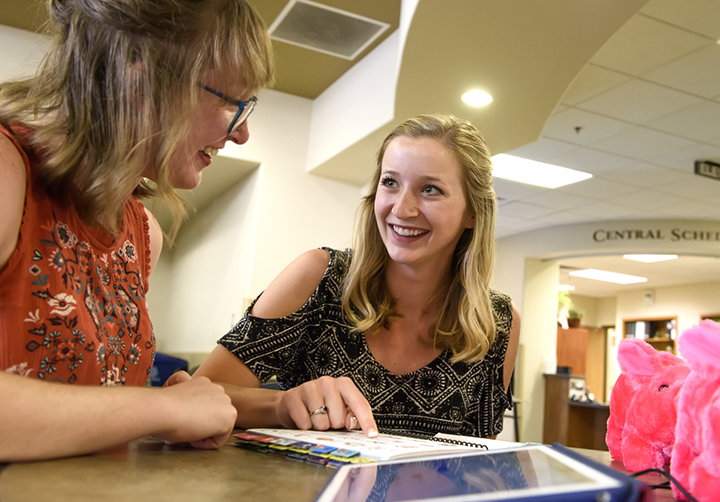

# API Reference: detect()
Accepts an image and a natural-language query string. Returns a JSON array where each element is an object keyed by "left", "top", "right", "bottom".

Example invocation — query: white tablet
[{"left": 314, "top": 444, "right": 634, "bottom": 502}]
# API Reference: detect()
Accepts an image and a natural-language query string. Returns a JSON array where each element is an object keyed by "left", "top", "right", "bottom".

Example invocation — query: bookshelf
[{"left": 623, "top": 316, "right": 678, "bottom": 354}]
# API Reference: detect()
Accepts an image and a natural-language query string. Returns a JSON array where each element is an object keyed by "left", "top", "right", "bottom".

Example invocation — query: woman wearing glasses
[
  {"left": 0, "top": 0, "right": 273, "bottom": 461},
  {"left": 196, "top": 114, "right": 521, "bottom": 440}
]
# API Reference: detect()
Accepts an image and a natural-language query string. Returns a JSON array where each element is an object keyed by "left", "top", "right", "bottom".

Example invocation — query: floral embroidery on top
[
  {"left": 0, "top": 125, "right": 155, "bottom": 386},
  {"left": 22, "top": 219, "right": 151, "bottom": 384}
]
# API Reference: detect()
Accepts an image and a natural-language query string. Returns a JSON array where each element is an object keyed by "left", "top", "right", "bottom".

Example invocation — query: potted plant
[{"left": 567, "top": 309, "right": 584, "bottom": 328}]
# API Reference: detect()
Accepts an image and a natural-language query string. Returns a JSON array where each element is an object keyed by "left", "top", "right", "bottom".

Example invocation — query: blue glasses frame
[{"left": 199, "top": 84, "right": 258, "bottom": 135}]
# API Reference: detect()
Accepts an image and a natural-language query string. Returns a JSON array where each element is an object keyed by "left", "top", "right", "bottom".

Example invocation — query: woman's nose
[
  {"left": 392, "top": 189, "right": 418, "bottom": 219},
  {"left": 229, "top": 120, "right": 250, "bottom": 145}
]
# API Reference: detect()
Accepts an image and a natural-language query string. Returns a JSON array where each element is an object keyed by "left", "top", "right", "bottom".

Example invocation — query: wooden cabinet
[
  {"left": 556, "top": 327, "right": 606, "bottom": 402},
  {"left": 557, "top": 328, "right": 588, "bottom": 376},
  {"left": 623, "top": 316, "right": 677, "bottom": 354}
]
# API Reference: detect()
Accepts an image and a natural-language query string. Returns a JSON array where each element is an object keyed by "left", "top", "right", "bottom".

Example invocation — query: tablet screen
[{"left": 315, "top": 446, "right": 623, "bottom": 502}]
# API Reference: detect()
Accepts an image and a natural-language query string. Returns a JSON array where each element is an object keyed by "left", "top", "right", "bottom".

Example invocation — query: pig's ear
[
  {"left": 618, "top": 339, "right": 661, "bottom": 378},
  {"left": 679, "top": 321, "right": 720, "bottom": 372}
]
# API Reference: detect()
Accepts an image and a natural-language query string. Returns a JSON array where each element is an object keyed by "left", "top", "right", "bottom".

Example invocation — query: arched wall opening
[{"left": 493, "top": 219, "right": 720, "bottom": 443}]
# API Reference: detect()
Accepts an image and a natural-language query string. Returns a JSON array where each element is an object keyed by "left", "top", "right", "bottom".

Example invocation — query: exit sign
[{"left": 695, "top": 160, "right": 720, "bottom": 181}]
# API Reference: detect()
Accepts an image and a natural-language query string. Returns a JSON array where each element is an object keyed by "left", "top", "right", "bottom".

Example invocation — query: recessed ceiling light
[
  {"left": 623, "top": 254, "right": 679, "bottom": 263},
  {"left": 569, "top": 269, "right": 647, "bottom": 285},
  {"left": 557, "top": 284, "right": 576, "bottom": 291},
  {"left": 491, "top": 154, "right": 592, "bottom": 189},
  {"left": 462, "top": 90, "right": 493, "bottom": 107}
]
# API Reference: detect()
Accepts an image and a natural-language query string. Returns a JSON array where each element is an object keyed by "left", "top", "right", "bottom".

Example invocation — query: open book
[{"left": 235, "top": 428, "right": 523, "bottom": 463}]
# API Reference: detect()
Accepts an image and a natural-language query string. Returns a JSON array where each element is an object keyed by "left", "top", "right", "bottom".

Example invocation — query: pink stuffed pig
[
  {"left": 670, "top": 320, "right": 720, "bottom": 502},
  {"left": 606, "top": 338, "right": 691, "bottom": 472}
]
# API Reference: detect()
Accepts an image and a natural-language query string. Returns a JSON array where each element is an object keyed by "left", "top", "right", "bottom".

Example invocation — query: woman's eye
[
  {"left": 380, "top": 177, "right": 397, "bottom": 188},
  {"left": 422, "top": 184, "right": 443, "bottom": 195}
]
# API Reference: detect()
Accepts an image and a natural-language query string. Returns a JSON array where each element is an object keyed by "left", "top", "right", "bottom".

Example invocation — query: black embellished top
[{"left": 218, "top": 248, "right": 514, "bottom": 438}]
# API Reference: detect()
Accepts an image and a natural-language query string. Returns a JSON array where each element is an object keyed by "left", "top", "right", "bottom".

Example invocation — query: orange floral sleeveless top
[{"left": 0, "top": 125, "right": 155, "bottom": 386}]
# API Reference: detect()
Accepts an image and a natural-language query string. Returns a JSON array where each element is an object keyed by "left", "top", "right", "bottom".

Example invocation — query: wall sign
[
  {"left": 593, "top": 228, "right": 720, "bottom": 243},
  {"left": 695, "top": 160, "right": 720, "bottom": 182}
]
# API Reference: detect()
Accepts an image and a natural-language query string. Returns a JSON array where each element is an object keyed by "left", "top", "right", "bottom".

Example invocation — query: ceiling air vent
[{"left": 268, "top": 0, "right": 390, "bottom": 60}]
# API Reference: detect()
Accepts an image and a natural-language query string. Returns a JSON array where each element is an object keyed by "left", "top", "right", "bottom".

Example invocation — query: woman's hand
[
  {"left": 276, "top": 376, "right": 378, "bottom": 437},
  {"left": 160, "top": 372, "right": 238, "bottom": 448}
]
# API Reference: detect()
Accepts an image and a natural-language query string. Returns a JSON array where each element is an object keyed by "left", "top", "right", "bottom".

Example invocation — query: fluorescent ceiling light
[
  {"left": 491, "top": 154, "right": 592, "bottom": 189},
  {"left": 623, "top": 254, "right": 678, "bottom": 263},
  {"left": 462, "top": 90, "right": 493, "bottom": 107},
  {"left": 569, "top": 269, "right": 647, "bottom": 285},
  {"left": 557, "top": 284, "right": 576, "bottom": 291}
]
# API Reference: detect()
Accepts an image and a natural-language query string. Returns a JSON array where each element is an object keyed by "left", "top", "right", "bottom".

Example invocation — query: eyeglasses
[{"left": 199, "top": 84, "right": 258, "bottom": 135}]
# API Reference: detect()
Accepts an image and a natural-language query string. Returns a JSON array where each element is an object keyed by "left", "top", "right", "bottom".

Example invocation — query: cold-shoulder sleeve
[{"left": 217, "top": 248, "right": 352, "bottom": 386}]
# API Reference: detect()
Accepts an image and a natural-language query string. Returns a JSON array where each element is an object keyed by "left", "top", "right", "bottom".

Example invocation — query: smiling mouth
[
  {"left": 199, "top": 147, "right": 219, "bottom": 161},
  {"left": 392, "top": 225, "right": 428, "bottom": 237}
]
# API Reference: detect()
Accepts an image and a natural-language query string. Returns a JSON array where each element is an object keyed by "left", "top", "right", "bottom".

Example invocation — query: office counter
[
  {"left": 0, "top": 436, "right": 678, "bottom": 501},
  {"left": 543, "top": 373, "right": 611, "bottom": 451}
]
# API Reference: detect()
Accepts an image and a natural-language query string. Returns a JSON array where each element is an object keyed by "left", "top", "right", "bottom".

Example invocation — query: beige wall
[
  {"left": 494, "top": 220, "right": 720, "bottom": 442},
  {"left": 0, "top": 25, "right": 48, "bottom": 81},
  {"left": 567, "top": 294, "right": 600, "bottom": 328}
]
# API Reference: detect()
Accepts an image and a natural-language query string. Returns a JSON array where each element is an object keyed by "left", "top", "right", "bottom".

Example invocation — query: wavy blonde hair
[
  {"left": 0, "top": 0, "right": 274, "bottom": 241},
  {"left": 342, "top": 114, "right": 497, "bottom": 363}
]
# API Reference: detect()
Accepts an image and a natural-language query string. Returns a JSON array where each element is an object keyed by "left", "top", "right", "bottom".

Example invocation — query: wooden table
[{"left": 0, "top": 437, "right": 678, "bottom": 501}]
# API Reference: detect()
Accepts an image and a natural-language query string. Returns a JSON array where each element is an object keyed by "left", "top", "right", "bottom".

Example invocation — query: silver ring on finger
[{"left": 310, "top": 405, "right": 328, "bottom": 416}]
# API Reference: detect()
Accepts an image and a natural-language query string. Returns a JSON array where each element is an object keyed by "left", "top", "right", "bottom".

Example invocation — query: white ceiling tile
[
  {"left": 560, "top": 64, "right": 631, "bottom": 106},
  {"left": 655, "top": 200, "right": 720, "bottom": 219},
  {"left": 521, "top": 191, "right": 594, "bottom": 211},
  {"left": 492, "top": 178, "right": 547, "bottom": 201},
  {"left": 542, "top": 108, "right": 634, "bottom": 145},
  {"left": 495, "top": 214, "right": 532, "bottom": 227},
  {"left": 642, "top": 44, "right": 720, "bottom": 99},
  {"left": 504, "top": 137, "right": 579, "bottom": 162},
  {"left": 556, "top": 177, "right": 639, "bottom": 199},
  {"left": 648, "top": 100, "right": 720, "bottom": 142},
  {"left": 592, "top": 127, "right": 697, "bottom": 161},
  {"left": 498, "top": 201, "right": 557, "bottom": 219},
  {"left": 550, "top": 148, "right": 632, "bottom": 175},
  {"left": 606, "top": 189, "right": 686, "bottom": 211},
  {"left": 570, "top": 200, "right": 641, "bottom": 219},
  {"left": 650, "top": 143, "right": 720, "bottom": 171},
  {"left": 590, "top": 15, "right": 709, "bottom": 75},
  {"left": 654, "top": 174, "right": 720, "bottom": 199},
  {"left": 578, "top": 79, "right": 702, "bottom": 124},
  {"left": 700, "top": 193, "right": 720, "bottom": 208},
  {"left": 495, "top": 215, "right": 547, "bottom": 238},
  {"left": 535, "top": 211, "right": 597, "bottom": 226},
  {"left": 641, "top": 0, "right": 720, "bottom": 39},
  {"left": 598, "top": 163, "right": 687, "bottom": 188}
]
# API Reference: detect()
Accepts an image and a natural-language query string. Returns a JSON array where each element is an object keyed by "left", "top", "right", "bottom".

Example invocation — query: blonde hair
[
  {"left": 0, "top": 0, "right": 274, "bottom": 241},
  {"left": 342, "top": 114, "right": 497, "bottom": 363}
]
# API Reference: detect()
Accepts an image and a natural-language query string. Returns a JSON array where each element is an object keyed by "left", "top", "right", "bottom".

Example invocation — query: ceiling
[
  {"left": 0, "top": 0, "right": 400, "bottom": 99},
  {"left": 2, "top": 0, "right": 720, "bottom": 298}
]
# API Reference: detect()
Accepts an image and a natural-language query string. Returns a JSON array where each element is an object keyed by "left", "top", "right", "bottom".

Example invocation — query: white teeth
[
  {"left": 392, "top": 225, "right": 426, "bottom": 237},
  {"left": 201, "top": 147, "right": 218, "bottom": 158}
]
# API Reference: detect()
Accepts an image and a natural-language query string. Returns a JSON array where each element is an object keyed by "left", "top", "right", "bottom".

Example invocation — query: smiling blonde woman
[{"left": 196, "top": 114, "right": 521, "bottom": 441}]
